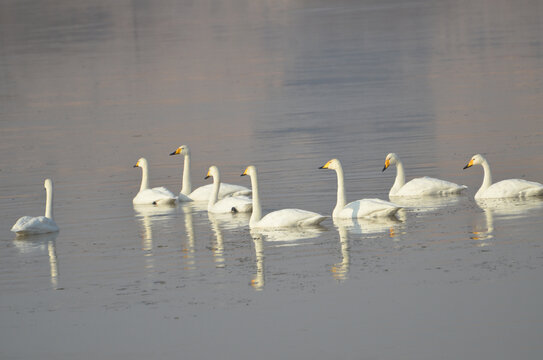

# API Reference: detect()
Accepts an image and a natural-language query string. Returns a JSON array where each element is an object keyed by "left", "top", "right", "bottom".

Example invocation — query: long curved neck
[
  {"left": 249, "top": 173, "right": 262, "bottom": 226},
  {"left": 390, "top": 159, "right": 406, "bottom": 195},
  {"left": 478, "top": 159, "right": 493, "bottom": 194},
  {"left": 333, "top": 164, "right": 347, "bottom": 217},
  {"left": 45, "top": 185, "right": 54, "bottom": 220},
  {"left": 208, "top": 174, "right": 220, "bottom": 209},
  {"left": 181, "top": 153, "right": 192, "bottom": 195},
  {"left": 140, "top": 164, "right": 150, "bottom": 192}
]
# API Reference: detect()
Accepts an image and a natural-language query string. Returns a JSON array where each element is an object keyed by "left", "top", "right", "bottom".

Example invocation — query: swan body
[
  {"left": 241, "top": 165, "right": 327, "bottom": 228},
  {"left": 170, "top": 145, "right": 251, "bottom": 201},
  {"left": 11, "top": 179, "right": 59, "bottom": 235},
  {"left": 383, "top": 153, "right": 467, "bottom": 197},
  {"left": 205, "top": 166, "right": 252, "bottom": 213},
  {"left": 320, "top": 159, "right": 401, "bottom": 218},
  {"left": 133, "top": 158, "right": 177, "bottom": 205},
  {"left": 464, "top": 154, "right": 543, "bottom": 199}
]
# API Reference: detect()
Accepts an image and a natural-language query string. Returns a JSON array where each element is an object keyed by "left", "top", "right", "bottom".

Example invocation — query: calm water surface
[{"left": 1, "top": 0, "right": 543, "bottom": 359}]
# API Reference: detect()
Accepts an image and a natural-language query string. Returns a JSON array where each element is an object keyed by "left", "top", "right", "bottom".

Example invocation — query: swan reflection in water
[
  {"left": 331, "top": 220, "right": 350, "bottom": 282},
  {"left": 471, "top": 198, "right": 543, "bottom": 245},
  {"left": 248, "top": 226, "right": 326, "bottom": 290},
  {"left": 179, "top": 203, "right": 196, "bottom": 271},
  {"left": 13, "top": 232, "right": 59, "bottom": 289},
  {"left": 208, "top": 212, "right": 250, "bottom": 269},
  {"left": 390, "top": 195, "right": 462, "bottom": 214},
  {"left": 331, "top": 216, "right": 406, "bottom": 282},
  {"left": 335, "top": 212, "right": 406, "bottom": 239},
  {"left": 133, "top": 204, "right": 177, "bottom": 270}
]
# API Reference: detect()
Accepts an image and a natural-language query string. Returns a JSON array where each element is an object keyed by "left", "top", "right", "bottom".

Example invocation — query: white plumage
[
  {"left": 464, "top": 154, "right": 543, "bottom": 199},
  {"left": 11, "top": 179, "right": 59, "bottom": 235}
]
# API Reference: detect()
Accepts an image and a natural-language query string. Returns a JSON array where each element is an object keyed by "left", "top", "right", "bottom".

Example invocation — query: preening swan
[
  {"left": 170, "top": 145, "right": 251, "bottom": 201},
  {"left": 11, "top": 178, "right": 59, "bottom": 235},
  {"left": 241, "top": 165, "right": 327, "bottom": 228},
  {"left": 463, "top": 154, "right": 543, "bottom": 199},
  {"left": 383, "top": 153, "right": 467, "bottom": 197},
  {"left": 205, "top": 165, "right": 252, "bottom": 213},
  {"left": 133, "top": 157, "right": 177, "bottom": 205},
  {"left": 319, "top": 159, "right": 401, "bottom": 218}
]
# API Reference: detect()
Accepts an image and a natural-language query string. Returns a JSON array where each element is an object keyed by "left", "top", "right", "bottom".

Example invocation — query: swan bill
[
  {"left": 169, "top": 147, "right": 183, "bottom": 156},
  {"left": 241, "top": 168, "right": 249, "bottom": 176},
  {"left": 463, "top": 159, "right": 474, "bottom": 170},
  {"left": 382, "top": 158, "right": 390, "bottom": 172},
  {"left": 319, "top": 160, "right": 332, "bottom": 169}
]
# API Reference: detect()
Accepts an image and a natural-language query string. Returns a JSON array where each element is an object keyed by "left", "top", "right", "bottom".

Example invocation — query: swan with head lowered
[
  {"left": 463, "top": 154, "right": 543, "bottom": 199},
  {"left": 241, "top": 165, "right": 327, "bottom": 228},
  {"left": 11, "top": 178, "right": 59, "bottom": 235},
  {"left": 133, "top": 157, "right": 177, "bottom": 205},
  {"left": 383, "top": 153, "right": 467, "bottom": 197},
  {"left": 320, "top": 158, "right": 401, "bottom": 218},
  {"left": 205, "top": 165, "right": 252, "bottom": 213},
  {"left": 170, "top": 145, "right": 251, "bottom": 201}
]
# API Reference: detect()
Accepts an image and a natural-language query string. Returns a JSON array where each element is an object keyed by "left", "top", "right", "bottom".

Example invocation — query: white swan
[
  {"left": 319, "top": 158, "right": 401, "bottom": 218},
  {"left": 205, "top": 165, "right": 252, "bottom": 213},
  {"left": 463, "top": 154, "right": 543, "bottom": 199},
  {"left": 383, "top": 153, "right": 467, "bottom": 197},
  {"left": 133, "top": 157, "right": 177, "bottom": 205},
  {"left": 241, "top": 165, "right": 327, "bottom": 228},
  {"left": 170, "top": 145, "right": 251, "bottom": 201},
  {"left": 11, "top": 178, "right": 59, "bottom": 235}
]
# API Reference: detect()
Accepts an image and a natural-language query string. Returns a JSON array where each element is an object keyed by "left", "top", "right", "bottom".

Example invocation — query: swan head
[
  {"left": 319, "top": 158, "right": 341, "bottom": 171},
  {"left": 383, "top": 153, "right": 399, "bottom": 172},
  {"left": 44, "top": 178, "right": 53, "bottom": 191},
  {"left": 169, "top": 145, "right": 190, "bottom": 156},
  {"left": 464, "top": 154, "right": 485, "bottom": 169},
  {"left": 241, "top": 165, "right": 257, "bottom": 178},
  {"left": 205, "top": 165, "right": 219, "bottom": 180},
  {"left": 133, "top": 157, "right": 148, "bottom": 169}
]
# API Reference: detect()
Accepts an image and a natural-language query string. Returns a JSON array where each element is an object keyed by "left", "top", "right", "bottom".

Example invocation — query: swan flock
[{"left": 11, "top": 151, "right": 543, "bottom": 234}]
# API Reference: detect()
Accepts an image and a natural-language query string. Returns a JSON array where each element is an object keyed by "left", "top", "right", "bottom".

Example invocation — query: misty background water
[{"left": 1, "top": 0, "right": 543, "bottom": 359}]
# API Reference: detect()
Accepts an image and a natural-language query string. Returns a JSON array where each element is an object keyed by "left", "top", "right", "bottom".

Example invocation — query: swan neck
[
  {"left": 478, "top": 159, "right": 493, "bottom": 194},
  {"left": 391, "top": 160, "right": 406, "bottom": 195},
  {"left": 140, "top": 163, "right": 150, "bottom": 192},
  {"left": 181, "top": 154, "right": 192, "bottom": 195},
  {"left": 249, "top": 173, "right": 262, "bottom": 226},
  {"left": 208, "top": 174, "right": 220, "bottom": 210},
  {"left": 333, "top": 165, "right": 347, "bottom": 217},
  {"left": 45, "top": 184, "right": 54, "bottom": 220},
  {"left": 482, "top": 159, "right": 493, "bottom": 187}
]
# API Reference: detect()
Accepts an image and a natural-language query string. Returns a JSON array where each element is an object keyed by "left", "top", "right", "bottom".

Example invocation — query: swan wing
[
  {"left": 11, "top": 216, "right": 59, "bottom": 235},
  {"left": 255, "top": 209, "right": 327, "bottom": 228},
  {"left": 479, "top": 179, "right": 543, "bottom": 199},
  {"left": 190, "top": 183, "right": 252, "bottom": 201},
  {"left": 397, "top": 176, "right": 467, "bottom": 196},
  {"left": 133, "top": 187, "right": 177, "bottom": 205},
  {"left": 337, "top": 198, "right": 401, "bottom": 218},
  {"left": 209, "top": 196, "right": 253, "bottom": 213}
]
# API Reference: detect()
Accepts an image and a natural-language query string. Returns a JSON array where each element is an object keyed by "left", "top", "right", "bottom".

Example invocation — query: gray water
[{"left": 1, "top": 0, "right": 543, "bottom": 359}]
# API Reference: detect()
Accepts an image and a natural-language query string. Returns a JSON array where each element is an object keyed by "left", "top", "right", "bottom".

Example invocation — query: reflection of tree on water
[
  {"left": 471, "top": 198, "right": 543, "bottom": 246},
  {"left": 13, "top": 232, "right": 59, "bottom": 289}
]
